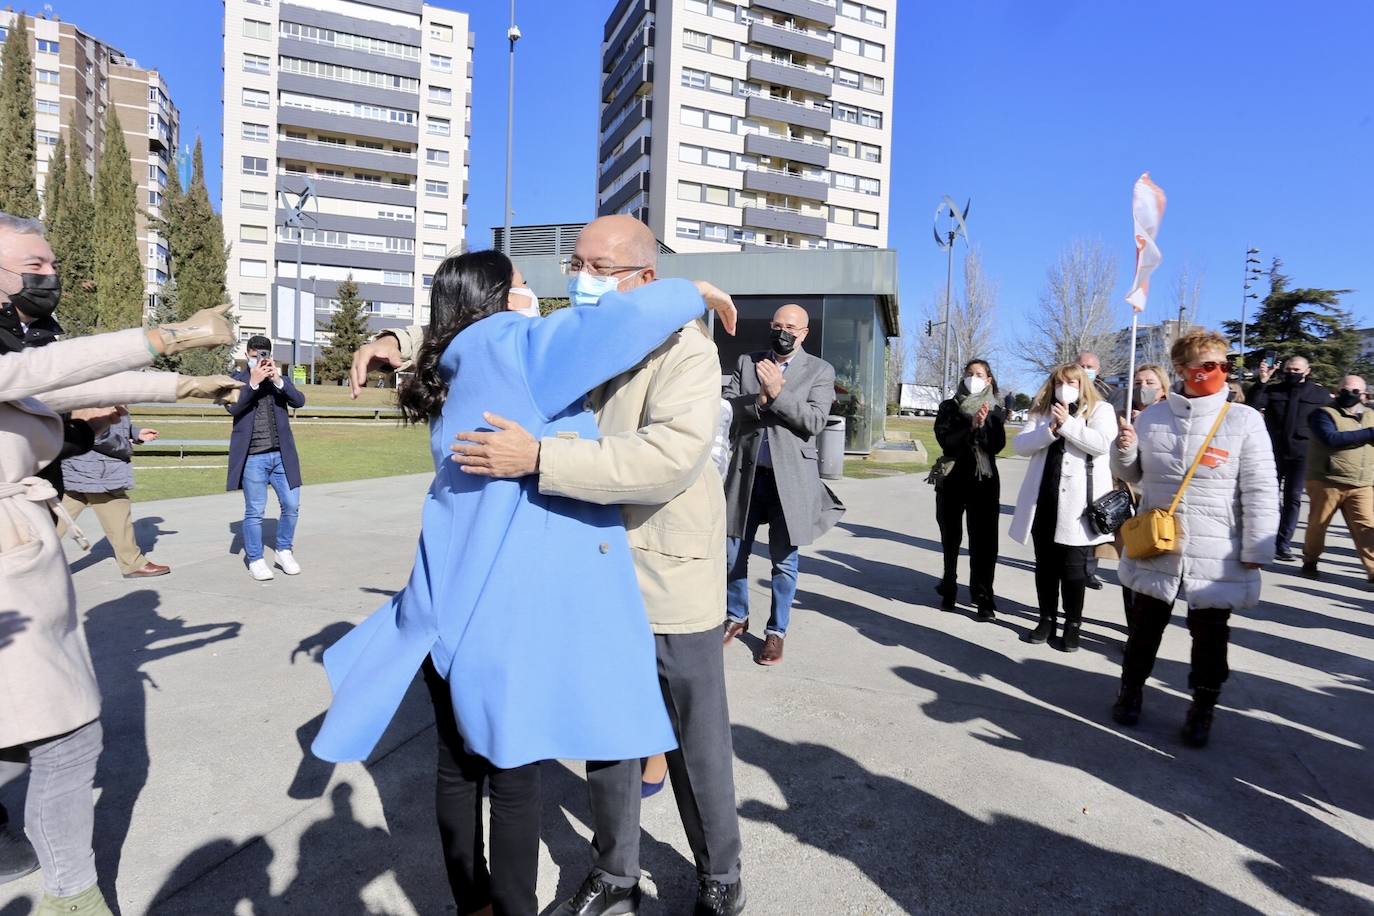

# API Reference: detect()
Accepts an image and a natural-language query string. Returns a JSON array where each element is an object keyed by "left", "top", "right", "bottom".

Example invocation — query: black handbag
[
  {"left": 1084, "top": 455, "right": 1135, "bottom": 535},
  {"left": 925, "top": 454, "right": 955, "bottom": 490}
]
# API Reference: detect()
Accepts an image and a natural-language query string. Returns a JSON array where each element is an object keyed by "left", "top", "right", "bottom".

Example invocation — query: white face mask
[
  {"left": 568, "top": 270, "right": 638, "bottom": 308},
  {"left": 509, "top": 286, "right": 541, "bottom": 319},
  {"left": 964, "top": 376, "right": 987, "bottom": 396},
  {"left": 1056, "top": 384, "right": 1080, "bottom": 405}
]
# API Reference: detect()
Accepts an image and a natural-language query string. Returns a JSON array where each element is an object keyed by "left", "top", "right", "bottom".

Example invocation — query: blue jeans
[
  {"left": 242, "top": 451, "right": 300, "bottom": 562},
  {"left": 726, "top": 469, "right": 800, "bottom": 636}
]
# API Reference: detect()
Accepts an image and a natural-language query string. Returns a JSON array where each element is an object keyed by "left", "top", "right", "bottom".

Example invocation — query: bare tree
[
  {"left": 1018, "top": 239, "right": 1121, "bottom": 377},
  {"left": 912, "top": 245, "right": 1002, "bottom": 391},
  {"left": 1136, "top": 262, "right": 1204, "bottom": 372}
]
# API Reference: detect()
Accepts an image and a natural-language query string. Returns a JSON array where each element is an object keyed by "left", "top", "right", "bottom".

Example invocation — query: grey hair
[{"left": 0, "top": 212, "right": 46, "bottom": 240}]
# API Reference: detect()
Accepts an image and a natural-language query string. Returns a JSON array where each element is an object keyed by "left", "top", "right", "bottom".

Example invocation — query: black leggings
[
  {"left": 1031, "top": 526, "right": 1090, "bottom": 625},
  {"left": 935, "top": 474, "right": 1000, "bottom": 604},
  {"left": 1121, "top": 594, "right": 1232, "bottom": 691},
  {"left": 422, "top": 659, "right": 541, "bottom": 916}
]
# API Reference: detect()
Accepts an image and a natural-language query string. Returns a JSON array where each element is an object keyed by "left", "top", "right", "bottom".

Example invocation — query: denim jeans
[
  {"left": 0, "top": 720, "right": 103, "bottom": 897},
  {"left": 242, "top": 451, "right": 300, "bottom": 562},
  {"left": 726, "top": 469, "right": 800, "bottom": 636}
]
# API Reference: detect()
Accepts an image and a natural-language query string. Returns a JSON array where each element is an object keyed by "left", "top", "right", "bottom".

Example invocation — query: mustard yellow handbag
[{"left": 1121, "top": 403, "right": 1230, "bottom": 560}]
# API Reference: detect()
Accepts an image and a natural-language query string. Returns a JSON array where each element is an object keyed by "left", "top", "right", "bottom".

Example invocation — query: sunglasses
[{"left": 1188, "top": 361, "right": 1232, "bottom": 373}]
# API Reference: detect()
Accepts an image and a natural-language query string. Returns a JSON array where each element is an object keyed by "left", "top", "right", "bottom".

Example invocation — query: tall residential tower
[
  {"left": 222, "top": 0, "right": 473, "bottom": 353},
  {"left": 598, "top": 0, "right": 895, "bottom": 252}
]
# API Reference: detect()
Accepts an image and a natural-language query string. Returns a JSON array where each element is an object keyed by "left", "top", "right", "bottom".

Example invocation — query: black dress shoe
[
  {"left": 936, "top": 579, "right": 957, "bottom": 611},
  {"left": 1085, "top": 575, "right": 1103, "bottom": 590},
  {"left": 1300, "top": 561, "right": 1320, "bottom": 580},
  {"left": 0, "top": 824, "right": 38, "bottom": 885},
  {"left": 1112, "top": 684, "right": 1143, "bottom": 726},
  {"left": 695, "top": 878, "right": 746, "bottom": 916},
  {"left": 975, "top": 605, "right": 996, "bottom": 622},
  {"left": 1274, "top": 549, "right": 1296, "bottom": 562},
  {"left": 1028, "top": 617, "right": 1055, "bottom": 644},
  {"left": 554, "top": 873, "right": 641, "bottom": 916}
]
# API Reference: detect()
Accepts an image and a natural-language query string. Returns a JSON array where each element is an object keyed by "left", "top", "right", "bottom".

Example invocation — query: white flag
[{"left": 1125, "top": 172, "right": 1167, "bottom": 312}]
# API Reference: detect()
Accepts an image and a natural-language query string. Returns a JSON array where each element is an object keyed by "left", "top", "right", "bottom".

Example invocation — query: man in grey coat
[{"left": 722, "top": 304, "right": 844, "bottom": 665}]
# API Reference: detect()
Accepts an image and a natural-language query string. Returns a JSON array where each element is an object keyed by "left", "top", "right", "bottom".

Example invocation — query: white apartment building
[
  {"left": 0, "top": 11, "right": 180, "bottom": 315},
  {"left": 222, "top": 0, "right": 473, "bottom": 356},
  {"left": 597, "top": 0, "right": 896, "bottom": 253}
]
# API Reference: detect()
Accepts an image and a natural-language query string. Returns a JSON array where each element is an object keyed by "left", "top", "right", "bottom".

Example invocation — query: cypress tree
[
  {"left": 43, "top": 132, "right": 65, "bottom": 223},
  {"left": 316, "top": 275, "right": 369, "bottom": 383},
  {"left": 0, "top": 13, "right": 40, "bottom": 217},
  {"left": 174, "top": 139, "right": 227, "bottom": 319},
  {"left": 93, "top": 102, "right": 143, "bottom": 330},
  {"left": 55, "top": 124, "right": 97, "bottom": 336}
]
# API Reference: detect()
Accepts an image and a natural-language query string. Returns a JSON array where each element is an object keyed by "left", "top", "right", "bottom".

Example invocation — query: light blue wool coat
[{"left": 312, "top": 280, "right": 708, "bottom": 768}]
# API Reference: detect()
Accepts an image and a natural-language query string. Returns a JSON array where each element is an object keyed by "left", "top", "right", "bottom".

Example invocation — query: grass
[{"left": 842, "top": 416, "right": 1018, "bottom": 480}]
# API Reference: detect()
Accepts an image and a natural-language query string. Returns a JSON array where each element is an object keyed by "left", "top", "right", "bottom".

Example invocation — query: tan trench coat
[{"left": 0, "top": 329, "right": 178, "bottom": 748}]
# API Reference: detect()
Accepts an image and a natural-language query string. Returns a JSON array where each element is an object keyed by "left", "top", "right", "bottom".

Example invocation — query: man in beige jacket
[{"left": 353, "top": 216, "right": 744, "bottom": 915}]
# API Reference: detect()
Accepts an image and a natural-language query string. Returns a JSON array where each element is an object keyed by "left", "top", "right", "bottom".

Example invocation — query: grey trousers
[
  {"left": 588, "top": 628, "right": 742, "bottom": 887},
  {"left": 0, "top": 719, "right": 103, "bottom": 896}
]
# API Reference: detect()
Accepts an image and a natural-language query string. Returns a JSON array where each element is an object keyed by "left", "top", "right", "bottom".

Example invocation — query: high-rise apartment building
[
  {"left": 598, "top": 0, "right": 895, "bottom": 253},
  {"left": 222, "top": 0, "right": 473, "bottom": 353},
  {"left": 0, "top": 11, "right": 180, "bottom": 313}
]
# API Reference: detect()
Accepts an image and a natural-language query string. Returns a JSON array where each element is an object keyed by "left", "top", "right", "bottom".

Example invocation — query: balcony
[
  {"left": 276, "top": 137, "right": 419, "bottom": 177},
  {"left": 751, "top": 0, "right": 837, "bottom": 27},
  {"left": 743, "top": 130, "right": 831, "bottom": 168},
  {"left": 741, "top": 166, "right": 829, "bottom": 201},
  {"left": 747, "top": 20, "right": 834, "bottom": 61},
  {"left": 601, "top": 53, "right": 653, "bottom": 131},
  {"left": 743, "top": 93, "right": 831, "bottom": 133},
  {"left": 277, "top": 103, "right": 419, "bottom": 145},
  {"left": 276, "top": 208, "right": 416, "bottom": 241},
  {"left": 746, "top": 57, "right": 833, "bottom": 96},
  {"left": 600, "top": 136, "right": 651, "bottom": 192},
  {"left": 599, "top": 171, "right": 650, "bottom": 217},
  {"left": 742, "top": 205, "right": 826, "bottom": 237},
  {"left": 604, "top": 0, "right": 653, "bottom": 41},
  {"left": 599, "top": 98, "right": 651, "bottom": 162},
  {"left": 280, "top": 173, "right": 415, "bottom": 208}
]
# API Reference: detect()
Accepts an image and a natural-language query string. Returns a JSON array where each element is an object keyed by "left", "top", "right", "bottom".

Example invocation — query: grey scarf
[{"left": 957, "top": 385, "right": 996, "bottom": 480}]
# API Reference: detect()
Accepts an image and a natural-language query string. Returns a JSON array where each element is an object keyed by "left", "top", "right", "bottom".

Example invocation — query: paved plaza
[{"left": 1, "top": 458, "right": 1371, "bottom": 915}]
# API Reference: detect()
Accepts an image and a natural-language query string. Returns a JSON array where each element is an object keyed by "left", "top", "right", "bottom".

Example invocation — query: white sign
[{"left": 274, "top": 284, "right": 317, "bottom": 345}]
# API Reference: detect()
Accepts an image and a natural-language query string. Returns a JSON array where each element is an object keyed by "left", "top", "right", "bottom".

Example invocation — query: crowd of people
[{"left": 0, "top": 203, "right": 1367, "bottom": 915}]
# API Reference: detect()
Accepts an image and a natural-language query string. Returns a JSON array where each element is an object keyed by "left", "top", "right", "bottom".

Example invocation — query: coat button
[{"left": 599, "top": 543, "right": 610, "bottom": 554}]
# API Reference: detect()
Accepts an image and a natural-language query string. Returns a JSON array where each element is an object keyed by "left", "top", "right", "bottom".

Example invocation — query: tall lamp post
[
  {"left": 278, "top": 180, "right": 316, "bottom": 374},
  {"left": 932, "top": 196, "right": 970, "bottom": 400},
  {"left": 1238, "top": 246, "right": 1263, "bottom": 371},
  {"left": 503, "top": 2, "right": 521, "bottom": 255}
]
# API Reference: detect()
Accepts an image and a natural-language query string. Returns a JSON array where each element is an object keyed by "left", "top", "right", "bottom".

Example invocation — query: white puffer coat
[{"left": 1111, "top": 389, "right": 1278, "bottom": 610}]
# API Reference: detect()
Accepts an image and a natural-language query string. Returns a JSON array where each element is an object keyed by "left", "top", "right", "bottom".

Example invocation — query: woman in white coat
[
  {"left": 1010, "top": 364, "right": 1115, "bottom": 651},
  {"left": 1110, "top": 329, "right": 1278, "bottom": 747}
]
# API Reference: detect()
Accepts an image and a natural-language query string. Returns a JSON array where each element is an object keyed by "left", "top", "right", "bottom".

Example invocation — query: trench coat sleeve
[
  {"left": 538, "top": 325, "right": 718, "bottom": 507},
  {"left": 36, "top": 370, "right": 179, "bottom": 414},
  {"left": 1238, "top": 411, "right": 1280, "bottom": 565},
  {"left": 0, "top": 328, "right": 153, "bottom": 401},
  {"left": 724, "top": 354, "right": 761, "bottom": 424},
  {"left": 1014, "top": 415, "right": 1058, "bottom": 457},
  {"left": 379, "top": 325, "right": 425, "bottom": 368},
  {"left": 1058, "top": 402, "right": 1114, "bottom": 456},
  {"left": 767, "top": 357, "right": 833, "bottom": 438}
]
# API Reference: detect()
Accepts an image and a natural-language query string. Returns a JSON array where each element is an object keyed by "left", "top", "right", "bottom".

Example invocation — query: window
[
  {"left": 423, "top": 242, "right": 447, "bottom": 260},
  {"left": 240, "top": 292, "right": 267, "bottom": 310},
  {"left": 279, "top": 57, "right": 420, "bottom": 92},
  {"left": 680, "top": 107, "right": 705, "bottom": 128},
  {"left": 704, "top": 185, "right": 730, "bottom": 206},
  {"left": 36, "top": 99, "right": 59, "bottom": 115},
  {"left": 865, "top": 7, "right": 887, "bottom": 27},
  {"left": 36, "top": 131, "right": 57, "bottom": 146},
  {"left": 683, "top": 29, "right": 708, "bottom": 51},
  {"left": 36, "top": 39, "right": 58, "bottom": 54},
  {"left": 678, "top": 182, "right": 702, "bottom": 202},
  {"left": 240, "top": 259, "right": 267, "bottom": 278},
  {"left": 243, "top": 53, "right": 270, "bottom": 74},
  {"left": 862, "top": 73, "right": 885, "bottom": 94},
  {"left": 704, "top": 148, "right": 731, "bottom": 168},
  {"left": 427, "top": 116, "right": 451, "bottom": 137},
  {"left": 428, "top": 86, "right": 453, "bottom": 106},
  {"left": 241, "top": 156, "right": 268, "bottom": 177},
  {"left": 242, "top": 19, "right": 271, "bottom": 40},
  {"left": 682, "top": 68, "right": 707, "bottom": 90},
  {"left": 422, "top": 274, "right": 435, "bottom": 290},
  {"left": 242, "top": 122, "right": 269, "bottom": 142},
  {"left": 317, "top": 168, "right": 344, "bottom": 178},
  {"left": 241, "top": 190, "right": 268, "bottom": 210},
  {"left": 857, "top": 210, "right": 879, "bottom": 229},
  {"left": 423, "top": 211, "right": 448, "bottom": 230},
  {"left": 241, "top": 225, "right": 268, "bottom": 243},
  {"left": 383, "top": 270, "right": 413, "bottom": 286},
  {"left": 429, "top": 23, "right": 453, "bottom": 42},
  {"left": 678, "top": 144, "right": 702, "bottom": 164},
  {"left": 242, "top": 88, "right": 270, "bottom": 109},
  {"left": 858, "top": 177, "right": 881, "bottom": 196},
  {"left": 36, "top": 69, "right": 59, "bottom": 85},
  {"left": 356, "top": 139, "right": 382, "bottom": 150},
  {"left": 425, "top": 179, "right": 449, "bottom": 197},
  {"left": 833, "top": 137, "right": 856, "bottom": 158},
  {"left": 859, "top": 109, "right": 883, "bottom": 129},
  {"left": 354, "top": 172, "right": 382, "bottom": 184},
  {"left": 706, "top": 111, "right": 731, "bottom": 132},
  {"left": 685, "top": 0, "right": 708, "bottom": 13},
  {"left": 676, "top": 218, "right": 701, "bottom": 239},
  {"left": 859, "top": 142, "right": 882, "bottom": 162},
  {"left": 711, "top": 37, "right": 734, "bottom": 58},
  {"left": 709, "top": 74, "right": 733, "bottom": 94},
  {"left": 831, "top": 206, "right": 854, "bottom": 227},
  {"left": 426, "top": 148, "right": 450, "bottom": 165},
  {"left": 429, "top": 53, "right": 452, "bottom": 72}
]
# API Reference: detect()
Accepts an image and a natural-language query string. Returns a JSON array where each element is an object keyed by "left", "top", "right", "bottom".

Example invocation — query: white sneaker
[
  {"left": 276, "top": 550, "right": 302, "bottom": 576},
  {"left": 248, "top": 558, "right": 274, "bottom": 581}
]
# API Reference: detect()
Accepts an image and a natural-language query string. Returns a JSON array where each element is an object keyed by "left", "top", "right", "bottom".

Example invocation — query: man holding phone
[{"left": 227, "top": 335, "right": 306, "bottom": 580}]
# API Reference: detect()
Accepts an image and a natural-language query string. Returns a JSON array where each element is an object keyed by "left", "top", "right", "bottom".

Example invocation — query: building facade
[
  {"left": 0, "top": 11, "right": 180, "bottom": 315},
  {"left": 221, "top": 0, "right": 473, "bottom": 361},
  {"left": 597, "top": 0, "right": 895, "bottom": 253}
]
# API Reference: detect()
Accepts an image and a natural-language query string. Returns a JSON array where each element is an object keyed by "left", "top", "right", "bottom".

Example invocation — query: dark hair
[
  {"left": 964, "top": 358, "right": 998, "bottom": 396},
  {"left": 246, "top": 335, "right": 272, "bottom": 354},
  {"left": 397, "top": 250, "right": 514, "bottom": 425}
]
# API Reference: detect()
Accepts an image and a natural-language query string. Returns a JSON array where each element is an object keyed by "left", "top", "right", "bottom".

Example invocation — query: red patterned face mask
[{"left": 1186, "top": 365, "right": 1228, "bottom": 396}]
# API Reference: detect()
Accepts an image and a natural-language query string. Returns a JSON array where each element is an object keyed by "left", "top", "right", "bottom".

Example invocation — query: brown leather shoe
[
  {"left": 723, "top": 619, "right": 749, "bottom": 645},
  {"left": 757, "top": 633, "right": 784, "bottom": 666},
  {"left": 124, "top": 562, "right": 171, "bottom": 579}
]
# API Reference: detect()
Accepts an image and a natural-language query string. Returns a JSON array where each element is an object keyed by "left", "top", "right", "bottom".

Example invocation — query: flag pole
[{"left": 1125, "top": 313, "right": 1138, "bottom": 421}]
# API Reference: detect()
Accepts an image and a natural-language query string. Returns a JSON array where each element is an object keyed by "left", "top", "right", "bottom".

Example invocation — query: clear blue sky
[{"left": 48, "top": 0, "right": 1374, "bottom": 381}]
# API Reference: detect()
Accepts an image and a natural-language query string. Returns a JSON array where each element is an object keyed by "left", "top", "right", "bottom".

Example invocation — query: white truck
[{"left": 898, "top": 383, "right": 943, "bottom": 417}]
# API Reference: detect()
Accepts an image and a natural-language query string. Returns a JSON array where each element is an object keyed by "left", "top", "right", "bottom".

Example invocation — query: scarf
[{"left": 956, "top": 384, "right": 997, "bottom": 480}]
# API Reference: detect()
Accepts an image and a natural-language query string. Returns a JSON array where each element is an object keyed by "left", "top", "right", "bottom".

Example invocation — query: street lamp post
[
  {"left": 932, "top": 197, "right": 970, "bottom": 400},
  {"left": 503, "top": 2, "right": 521, "bottom": 255},
  {"left": 278, "top": 180, "right": 316, "bottom": 376},
  {"left": 1239, "top": 246, "right": 1263, "bottom": 371}
]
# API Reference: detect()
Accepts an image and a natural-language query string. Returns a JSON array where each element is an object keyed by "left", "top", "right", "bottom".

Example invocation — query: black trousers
[
  {"left": 1121, "top": 593, "right": 1232, "bottom": 691},
  {"left": 1276, "top": 455, "right": 1307, "bottom": 551},
  {"left": 935, "top": 473, "right": 1000, "bottom": 605},
  {"left": 422, "top": 659, "right": 541, "bottom": 916},
  {"left": 1031, "top": 526, "right": 1089, "bottom": 625}
]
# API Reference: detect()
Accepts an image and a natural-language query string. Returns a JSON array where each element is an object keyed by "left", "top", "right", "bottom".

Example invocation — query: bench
[
  {"left": 291, "top": 405, "right": 402, "bottom": 421},
  {"left": 137, "top": 439, "right": 232, "bottom": 459}
]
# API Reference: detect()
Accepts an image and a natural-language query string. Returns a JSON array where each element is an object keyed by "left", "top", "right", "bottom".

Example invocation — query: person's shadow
[
  {"left": 0, "top": 610, "right": 30, "bottom": 650},
  {"left": 227, "top": 519, "right": 278, "bottom": 559},
  {"left": 68, "top": 515, "right": 178, "bottom": 576},
  {"left": 285, "top": 622, "right": 356, "bottom": 801},
  {"left": 84, "top": 590, "right": 242, "bottom": 908}
]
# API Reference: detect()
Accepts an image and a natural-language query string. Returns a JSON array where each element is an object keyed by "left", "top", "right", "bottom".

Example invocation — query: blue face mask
[
  {"left": 1082, "top": 367, "right": 1098, "bottom": 383},
  {"left": 567, "top": 271, "right": 626, "bottom": 309}
]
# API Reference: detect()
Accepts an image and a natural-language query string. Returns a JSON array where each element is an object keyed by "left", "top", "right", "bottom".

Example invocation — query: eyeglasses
[
  {"left": 1188, "top": 361, "right": 1232, "bottom": 373},
  {"left": 770, "top": 322, "right": 807, "bottom": 333},
  {"left": 559, "top": 257, "right": 646, "bottom": 277}
]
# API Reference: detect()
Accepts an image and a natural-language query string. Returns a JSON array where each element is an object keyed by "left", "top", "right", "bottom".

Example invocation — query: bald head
[
  {"left": 1342, "top": 375, "right": 1365, "bottom": 392},
  {"left": 576, "top": 215, "right": 658, "bottom": 278},
  {"left": 770, "top": 303, "right": 811, "bottom": 358}
]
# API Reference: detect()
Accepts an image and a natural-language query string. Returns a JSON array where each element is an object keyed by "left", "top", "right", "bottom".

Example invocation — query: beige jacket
[
  {"left": 0, "top": 329, "right": 179, "bottom": 747},
  {"left": 386, "top": 317, "right": 726, "bottom": 634}
]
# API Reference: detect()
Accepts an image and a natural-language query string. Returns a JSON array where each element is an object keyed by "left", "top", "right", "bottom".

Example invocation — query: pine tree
[
  {"left": 93, "top": 103, "right": 143, "bottom": 330},
  {"left": 149, "top": 277, "right": 181, "bottom": 371},
  {"left": 55, "top": 123, "right": 97, "bottom": 336},
  {"left": 1222, "top": 257, "right": 1358, "bottom": 384},
  {"left": 172, "top": 139, "right": 228, "bottom": 319},
  {"left": 0, "top": 13, "right": 40, "bottom": 217},
  {"left": 43, "top": 132, "right": 65, "bottom": 223},
  {"left": 316, "top": 276, "right": 369, "bottom": 383}
]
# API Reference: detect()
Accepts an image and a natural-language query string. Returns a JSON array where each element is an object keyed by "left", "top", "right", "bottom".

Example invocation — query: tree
[
  {"left": 316, "top": 276, "right": 369, "bottom": 383},
  {"left": 914, "top": 245, "right": 1002, "bottom": 391},
  {"left": 1221, "top": 257, "right": 1359, "bottom": 384},
  {"left": 53, "top": 121, "right": 97, "bottom": 336},
  {"left": 1017, "top": 239, "right": 1121, "bottom": 379},
  {"left": 42, "top": 132, "right": 65, "bottom": 224},
  {"left": 93, "top": 103, "right": 143, "bottom": 330},
  {"left": 0, "top": 13, "right": 40, "bottom": 217},
  {"left": 147, "top": 277, "right": 181, "bottom": 371},
  {"left": 166, "top": 139, "right": 228, "bottom": 319}
]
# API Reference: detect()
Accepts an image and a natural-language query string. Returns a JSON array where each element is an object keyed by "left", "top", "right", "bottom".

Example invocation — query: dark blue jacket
[
  {"left": 226, "top": 369, "right": 306, "bottom": 491},
  {"left": 1308, "top": 406, "right": 1374, "bottom": 449}
]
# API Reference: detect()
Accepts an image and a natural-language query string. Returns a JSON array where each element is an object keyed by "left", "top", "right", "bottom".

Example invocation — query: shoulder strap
[{"left": 1166, "top": 402, "right": 1231, "bottom": 515}]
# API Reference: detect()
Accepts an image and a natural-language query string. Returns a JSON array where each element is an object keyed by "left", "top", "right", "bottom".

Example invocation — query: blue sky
[{"left": 48, "top": 0, "right": 1374, "bottom": 384}]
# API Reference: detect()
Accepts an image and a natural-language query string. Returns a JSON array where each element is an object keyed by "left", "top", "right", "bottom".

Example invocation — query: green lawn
[{"left": 843, "top": 416, "right": 1017, "bottom": 480}]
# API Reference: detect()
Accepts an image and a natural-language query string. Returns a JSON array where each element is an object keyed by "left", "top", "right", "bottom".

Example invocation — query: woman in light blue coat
[{"left": 311, "top": 250, "right": 731, "bottom": 915}]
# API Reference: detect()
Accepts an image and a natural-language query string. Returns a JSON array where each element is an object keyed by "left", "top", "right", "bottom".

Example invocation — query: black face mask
[
  {"left": 770, "top": 328, "right": 797, "bottom": 357},
  {"left": 1336, "top": 389, "right": 1363, "bottom": 409},
  {"left": 1, "top": 269, "right": 61, "bottom": 321},
  {"left": 1285, "top": 370, "right": 1306, "bottom": 385}
]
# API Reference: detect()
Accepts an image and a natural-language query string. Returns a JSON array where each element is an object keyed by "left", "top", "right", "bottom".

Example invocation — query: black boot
[
  {"left": 936, "top": 578, "right": 957, "bottom": 611},
  {"left": 1060, "top": 623, "right": 1081, "bottom": 652},
  {"left": 1029, "top": 614, "right": 1055, "bottom": 644},
  {"left": 1182, "top": 687, "right": 1221, "bottom": 748},
  {"left": 1112, "top": 682, "right": 1143, "bottom": 726}
]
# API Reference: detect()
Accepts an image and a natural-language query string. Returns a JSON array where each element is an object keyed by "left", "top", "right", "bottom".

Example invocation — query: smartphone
[{"left": 1263, "top": 350, "right": 1277, "bottom": 368}]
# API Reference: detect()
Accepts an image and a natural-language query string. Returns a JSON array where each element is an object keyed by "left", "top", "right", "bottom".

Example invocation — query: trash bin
[{"left": 819, "top": 416, "right": 846, "bottom": 480}]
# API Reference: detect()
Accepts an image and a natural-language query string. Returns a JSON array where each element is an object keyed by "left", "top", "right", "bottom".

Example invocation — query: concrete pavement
[{"left": 1, "top": 458, "right": 1371, "bottom": 914}]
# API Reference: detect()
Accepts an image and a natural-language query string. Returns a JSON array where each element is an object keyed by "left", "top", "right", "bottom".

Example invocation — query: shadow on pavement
[{"left": 68, "top": 516, "right": 177, "bottom": 577}]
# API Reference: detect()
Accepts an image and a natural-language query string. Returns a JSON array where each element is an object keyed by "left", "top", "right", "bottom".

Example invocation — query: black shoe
[
  {"left": 1274, "top": 549, "right": 1296, "bottom": 562},
  {"left": 0, "top": 823, "right": 38, "bottom": 885},
  {"left": 1085, "top": 575, "right": 1104, "bottom": 590},
  {"left": 1059, "top": 624, "right": 1081, "bottom": 652},
  {"left": 695, "top": 878, "right": 746, "bottom": 916},
  {"left": 1028, "top": 617, "right": 1055, "bottom": 644},
  {"left": 1112, "top": 684, "right": 1143, "bottom": 726},
  {"left": 554, "top": 873, "right": 642, "bottom": 916},
  {"left": 975, "top": 605, "right": 996, "bottom": 622},
  {"left": 936, "top": 580, "right": 957, "bottom": 611},
  {"left": 1181, "top": 687, "right": 1221, "bottom": 748},
  {"left": 1300, "top": 561, "right": 1320, "bottom": 580}
]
